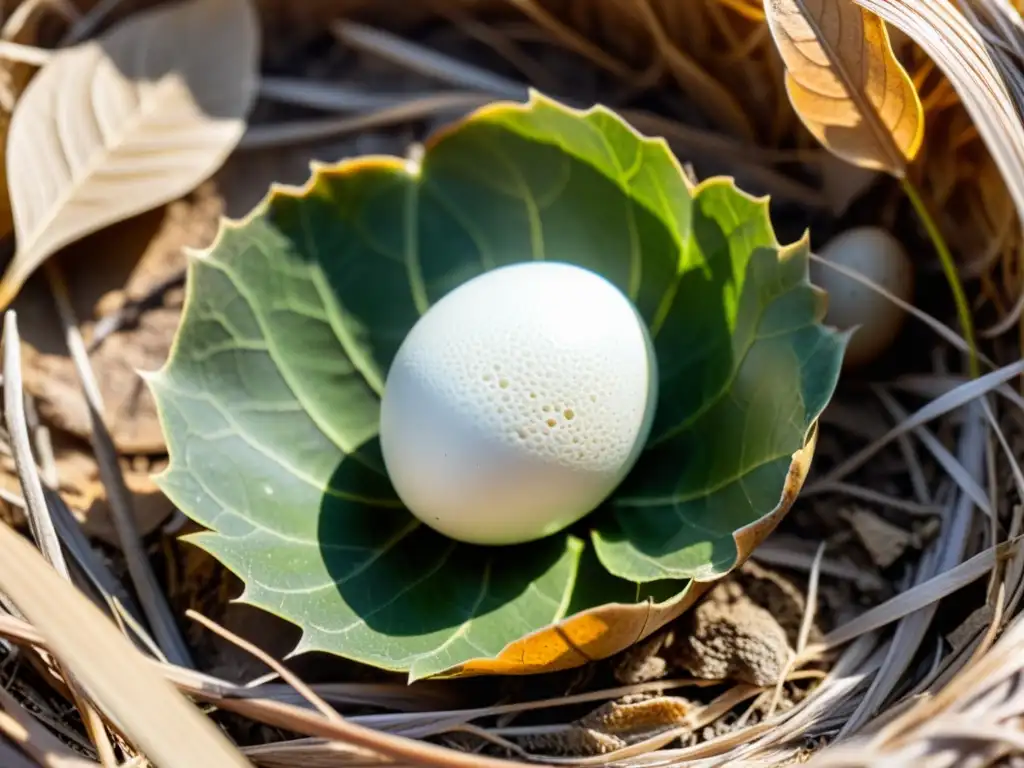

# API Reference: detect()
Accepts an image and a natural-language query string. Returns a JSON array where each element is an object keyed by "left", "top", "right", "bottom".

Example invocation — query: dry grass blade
[
  {"left": 816, "top": 536, "right": 1017, "bottom": 651},
  {"left": 763, "top": 0, "right": 924, "bottom": 174},
  {"left": 629, "top": 0, "right": 755, "bottom": 139},
  {"left": 807, "top": 253, "right": 991, "bottom": 367},
  {"left": 2, "top": 311, "right": 117, "bottom": 765},
  {"left": 0, "top": 0, "right": 260, "bottom": 310},
  {"left": 45, "top": 265, "right": 192, "bottom": 668},
  {"left": 186, "top": 609, "right": 341, "bottom": 723},
  {"left": 239, "top": 93, "right": 491, "bottom": 150},
  {"left": 0, "top": 686, "right": 97, "bottom": 767},
  {"left": 0, "top": 524, "right": 250, "bottom": 765},
  {"left": 332, "top": 21, "right": 528, "bottom": 99},
  {"left": 811, "top": 359, "right": 1024, "bottom": 488},
  {"left": 3, "top": 313, "right": 66, "bottom": 581},
  {"left": 212, "top": 696, "right": 537, "bottom": 768}
]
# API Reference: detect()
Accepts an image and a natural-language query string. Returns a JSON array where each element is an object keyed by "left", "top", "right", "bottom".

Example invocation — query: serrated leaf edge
[{"left": 143, "top": 92, "right": 839, "bottom": 680}]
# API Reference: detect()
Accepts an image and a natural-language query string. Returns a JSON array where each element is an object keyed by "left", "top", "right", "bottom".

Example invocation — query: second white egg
[
  {"left": 810, "top": 226, "right": 914, "bottom": 368},
  {"left": 379, "top": 261, "right": 658, "bottom": 546}
]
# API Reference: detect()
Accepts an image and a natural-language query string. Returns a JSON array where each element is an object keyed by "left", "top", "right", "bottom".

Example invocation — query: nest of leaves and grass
[{"left": 0, "top": 0, "right": 1023, "bottom": 766}]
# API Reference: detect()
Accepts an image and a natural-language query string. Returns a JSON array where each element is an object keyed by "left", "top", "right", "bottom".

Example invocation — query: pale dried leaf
[
  {"left": 764, "top": 0, "right": 924, "bottom": 175},
  {"left": 0, "top": 0, "right": 55, "bottom": 241},
  {"left": 0, "top": 0, "right": 260, "bottom": 309}
]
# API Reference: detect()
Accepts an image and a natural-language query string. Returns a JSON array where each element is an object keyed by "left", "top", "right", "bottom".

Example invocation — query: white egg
[
  {"left": 810, "top": 226, "right": 914, "bottom": 368},
  {"left": 379, "top": 261, "right": 658, "bottom": 546}
]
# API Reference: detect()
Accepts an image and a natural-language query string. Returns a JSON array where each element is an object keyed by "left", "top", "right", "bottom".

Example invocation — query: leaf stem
[{"left": 899, "top": 176, "right": 980, "bottom": 378}]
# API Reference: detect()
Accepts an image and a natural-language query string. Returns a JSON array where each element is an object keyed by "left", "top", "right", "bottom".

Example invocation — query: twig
[
  {"left": 185, "top": 610, "right": 341, "bottom": 723},
  {"left": 88, "top": 268, "right": 186, "bottom": 353},
  {"left": 44, "top": 264, "right": 193, "bottom": 669},
  {"left": 332, "top": 20, "right": 531, "bottom": 100}
]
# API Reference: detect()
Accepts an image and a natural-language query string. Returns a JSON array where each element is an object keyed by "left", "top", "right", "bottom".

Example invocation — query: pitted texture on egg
[
  {"left": 380, "top": 261, "right": 658, "bottom": 546},
  {"left": 400, "top": 319, "right": 643, "bottom": 472}
]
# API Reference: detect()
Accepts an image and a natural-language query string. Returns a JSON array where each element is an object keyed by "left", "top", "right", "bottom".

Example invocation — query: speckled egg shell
[{"left": 379, "top": 261, "right": 658, "bottom": 546}]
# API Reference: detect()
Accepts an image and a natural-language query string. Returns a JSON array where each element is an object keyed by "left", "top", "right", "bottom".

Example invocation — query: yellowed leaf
[
  {"left": 763, "top": 0, "right": 924, "bottom": 175},
  {"left": 0, "top": 0, "right": 260, "bottom": 310},
  {"left": 849, "top": 0, "right": 1024, "bottom": 241}
]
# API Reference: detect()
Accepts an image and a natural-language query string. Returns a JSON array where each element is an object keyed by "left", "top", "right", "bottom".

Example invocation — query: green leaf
[
  {"left": 150, "top": 90, "right": 844, "bottom": 680},
  {"left": 591, "top": 191, "right": 846, "bottom": 583}
]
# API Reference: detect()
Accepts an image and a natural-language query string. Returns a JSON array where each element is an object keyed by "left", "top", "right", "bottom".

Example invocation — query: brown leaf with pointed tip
[
  {"left": 849, "top": 0, "right": 1024, "bottom": 246},
  {"left": 764, "top": 0, "right": 924, "bottom": 176}
]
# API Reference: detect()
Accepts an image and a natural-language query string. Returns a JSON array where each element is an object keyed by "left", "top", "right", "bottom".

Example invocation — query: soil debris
[
  {"left": 613, "top": 631, "right": 670, "bottom": 685},
  {"left": 612, "top": 561, "right": 816, "bottom": 689},
  {"left": 738, "top": 560, "right": 818, "bottom": 648},
  {"left": 668, "top": 576, "right": 793, "bottom": 687},
  {"left": 0, "top": 429, "right": 173, "bottom": 546},
  {"left": 13, "top": 181, "right": 224, "bottom": 455},
  {"left": 521, "top": 695, "right": 694, "bottom": 757}
]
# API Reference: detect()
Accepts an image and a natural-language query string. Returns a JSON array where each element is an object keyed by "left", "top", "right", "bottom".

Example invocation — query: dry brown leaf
[
  {"left": 11, "top": 180, "right": 223, "bottom": 454},
  {"left": 763, "top": 0, "right": 924, "bottom": 175},
  {"left": 0, "top": 429, "right": 173, "bottom": 545},
  {"left": 0, "top": 0, "right": 260, "bottom": 310}
]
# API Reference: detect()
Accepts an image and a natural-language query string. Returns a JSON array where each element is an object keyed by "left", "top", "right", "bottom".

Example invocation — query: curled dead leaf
[{"left": 764, "top": 0, "right": 924, "bottom": 175}]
